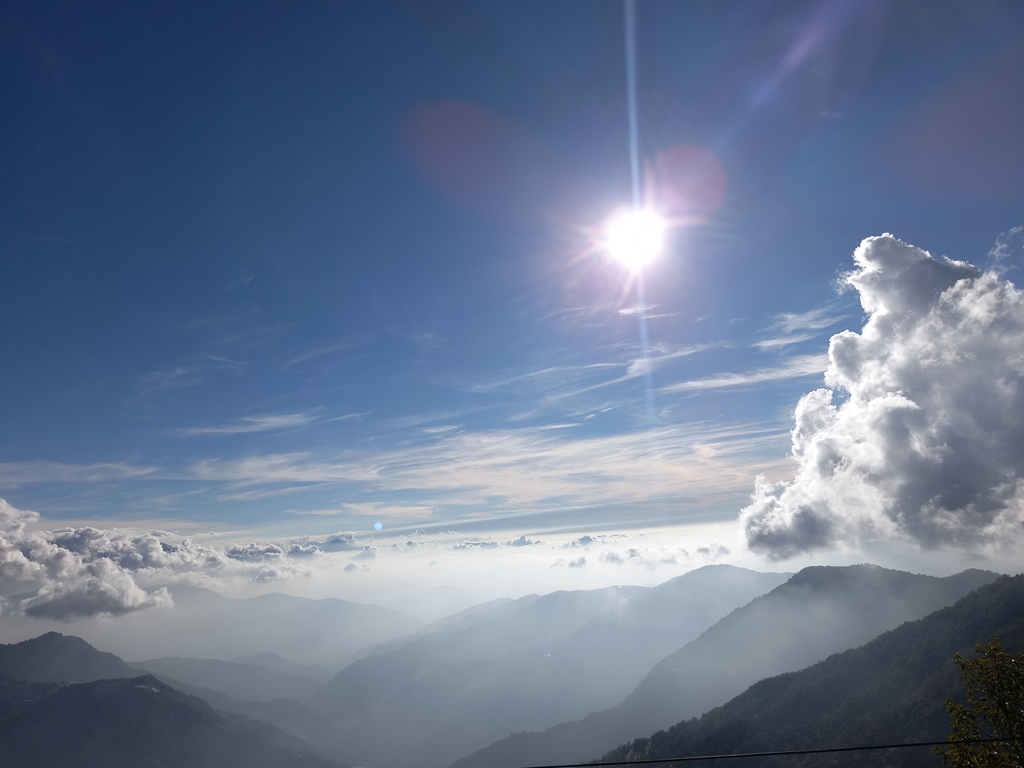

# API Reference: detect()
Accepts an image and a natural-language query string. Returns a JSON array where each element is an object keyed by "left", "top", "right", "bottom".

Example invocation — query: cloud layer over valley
[
  {"left": 0, "top": 496, "right": 742, "bottom": 624},
  {"left": 0, "top": 499, "right": 333, "bottom": 620}
]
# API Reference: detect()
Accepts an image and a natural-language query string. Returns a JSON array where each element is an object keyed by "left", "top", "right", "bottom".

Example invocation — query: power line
[{"left": 515, "top": 738, "right": 1021, "bottom": 768}]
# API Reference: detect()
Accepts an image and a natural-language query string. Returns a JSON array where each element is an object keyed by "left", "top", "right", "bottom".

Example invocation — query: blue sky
[{"left": 2, "top": 1, "right": 1024, "bottom": 607}]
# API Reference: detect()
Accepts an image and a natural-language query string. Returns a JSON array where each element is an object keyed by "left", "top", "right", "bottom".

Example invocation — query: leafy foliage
[{"left": 937, "top": 639, "right": 1024, "bottom": 768}]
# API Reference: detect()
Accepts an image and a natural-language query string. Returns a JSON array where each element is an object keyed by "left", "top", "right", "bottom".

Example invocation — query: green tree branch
[{"left": 936, "top": 639, "right": 1024, "bottom": 768}]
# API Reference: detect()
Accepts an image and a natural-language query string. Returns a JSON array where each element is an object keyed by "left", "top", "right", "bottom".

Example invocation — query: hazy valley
[{"left": 1, "top": 564, "right": 1015, "bottom": 768}]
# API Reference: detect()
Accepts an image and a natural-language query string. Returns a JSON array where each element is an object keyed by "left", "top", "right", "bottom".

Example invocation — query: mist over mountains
[
  {"left": 0, "top": 583, "right": 421, "bottom": 668},
  {"left": 0, "top": 563, "right": 1013, "bottom": 768},
  {"left": 313, "top": 565, "right": 789, "bottom": 768},
  {"left": 133, "top": 656, "right": 323, "bottom": 702},
  {"left": 449, "top": 565, "right": 998, "bottom": 768}
]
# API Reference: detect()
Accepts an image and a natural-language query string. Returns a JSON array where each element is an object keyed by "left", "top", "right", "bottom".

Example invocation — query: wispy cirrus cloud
[
  {"left": 751, "top": 333, "right": 819, "bottom": 350},
  {"left": 455, "top": 339, "right": 727, "bottom": 403},
  {"left": 184, "top": 419, "right": 793, "bottom": 520},
  {"left": 660, "top": 354, "right": 827, "bottom": 393},
  {"left": 544, "top": 301, "right": 678, "bottom": 326},
  {"left": 189, "top": 454, "right": 375, "bottom": 485},
  {"left": 398, "top": 330, "right": 448, "bottom": 349},
  {"left": 618, "top": 303, "right": 678, "bottom": 319},
  {"left": 550, "top": 342, "right": 723, "bottom": 399},
  {"left": 217, "top": 485, "right": 323, "bottom": 501},
  {"left": 226, "top": 269, "right": 255, "bottom": 291},
  {"left": 183, "top": 308, "right": 290, "bottom": 350},
  {"left": 325, "top": 411, "right": 373, "bottom": 423},
  {"left": 988, "top": 225, "right": 1023, "bottom": 265},
  {"left": 282, "top": 339, "right": 363, "bottom": 368},
  {"left": 768, "top": 307, "right": 846, "bottom": 334},
  {"left": 135, "top": 355, "right": 252, "bottom": 400},
  {"left": 284, "top": 508, "right": 350, "bottom": 516},
  {"left": 0, "top": 462, "right": 157, "bottom": 488},
  {"left": 618, "top": 304, "right": 656, "bottom": 316},
  {"left": 139, "top": 366, "right": 204, "bottom": 392},
  {"left": 751, "top": 307, "right": 847, "bottom": 349},
  {"left": 542, "top": 303, "right": 615, "bottom": 324},
  {"left": 339, "top": 501, "right": 432, "bottom": 520},
  {"left": 476, "top": 343, "right": 712, "bottom": 404},
  {"left": 174, "top": 412, "right": 316, "bottom": 437},
  {"left": 288, "top": 502, "right": 435, "bottom": 519},
  {"left": 461, "top": 361, "right": 621, "bottom": 395}
]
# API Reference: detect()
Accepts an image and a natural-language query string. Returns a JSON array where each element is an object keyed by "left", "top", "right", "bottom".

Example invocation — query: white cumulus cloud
[
  {"left": 742, "top": 234, "right": 1024, "bottom": 559},
  {"left": 0, "top": 500, "right": 172, "bottom": 620},
  {"left": 0, "top": 499, "right": 325, "bottom": 619}
]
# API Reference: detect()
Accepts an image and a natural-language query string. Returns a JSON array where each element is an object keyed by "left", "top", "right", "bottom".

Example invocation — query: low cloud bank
[
  {"left": 0, "top": 500, "right": 171, "bottom": 619},
  {"left": 742, "top": 234, "right": 1024, "bottom": 559},
  {"left": 0, "top": 499, "right": 340, "bottom": 619}
]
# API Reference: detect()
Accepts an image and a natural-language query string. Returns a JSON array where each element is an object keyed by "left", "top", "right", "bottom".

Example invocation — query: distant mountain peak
[
  {"left": 0, "top": 631, "right": 135, "bottom": 684},
  {"left": 0, "top": 671, "right": 343, "bottom": 767}
]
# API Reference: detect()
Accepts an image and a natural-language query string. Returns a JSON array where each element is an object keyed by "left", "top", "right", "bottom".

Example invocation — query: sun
[{"left": 604, "top": 209, "right": 665, "bottom": 270}]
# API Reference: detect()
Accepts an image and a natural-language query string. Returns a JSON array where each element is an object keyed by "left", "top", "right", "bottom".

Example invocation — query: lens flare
[{"left": 605, "top": 209, "right": 665, "bottom": 270}]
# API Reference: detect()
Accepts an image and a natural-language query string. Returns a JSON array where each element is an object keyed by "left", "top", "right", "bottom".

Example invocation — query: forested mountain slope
[
  {"left": 0, "top": 632, "right": 137, "bottom": 682},
  {"left": 0, "top": 631, "right": 335, "bottom": 756},
  {"left": 0, "top": 673, "right": 344, "bottom": 768},
  {"left": 602, "top": 572, "right": 1024, "bottom": 768}
]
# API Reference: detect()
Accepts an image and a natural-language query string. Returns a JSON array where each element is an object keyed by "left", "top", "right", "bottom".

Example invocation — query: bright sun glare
[{"left": 605, "top": 209, "right": 665, "bottom": 270}]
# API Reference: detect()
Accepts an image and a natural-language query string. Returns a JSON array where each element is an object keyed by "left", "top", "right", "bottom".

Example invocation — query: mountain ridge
[
  {"left": 0, "top": 672, "right": 344, "bottom": 768},
  {"left": 319, "top": 564, "right": 791, "bottom": 768},
  {"left": 132, "top": 655, "right": 322, "bottom": 702},
  {"left": 601, "top": 572, "right": 1024, "bottom": 768},
  {"left": 448, "top": 565, "right": 1000, "bottom": 768},
  {"left": 0, "top": 584, "right": 423, "bottom": 668}
]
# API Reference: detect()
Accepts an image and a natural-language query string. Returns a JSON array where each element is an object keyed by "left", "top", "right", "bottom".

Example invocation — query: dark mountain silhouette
[
  {"left": 133, "top": 656, "right": 322, "bottom": 701},
  {"left": 601, "top": 573, "right": 1024, "bottom": 768},
  {"left": 0, "top": 673, "right": 343, "bottom": 768},
  {"left": 139, "top": 672, "right": 336, "bottom": 750},
  {"left": 316, "top": 565, "right": 790, "bottom": 768},
  {"left": 0, "top": 669, "right": 62, "bottom": 711},
  {"left": 0, "top": 632, "right": 336, "bottom": 755},
  {"left": 0, "top": 632, "right": 136, "bottom": 682},
  {"left": 449, "top": 566, "right": 998, "bottom": 768}
]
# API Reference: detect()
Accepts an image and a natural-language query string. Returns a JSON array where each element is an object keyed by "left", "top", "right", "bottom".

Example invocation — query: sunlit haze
[{"left": 1, "top": 0, "right": 1022, "bottom": 623}]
